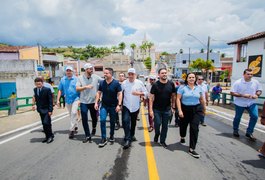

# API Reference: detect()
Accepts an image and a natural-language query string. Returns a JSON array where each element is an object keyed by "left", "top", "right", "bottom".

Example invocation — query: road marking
[
  {"left": 0, "top": 114, "right": 68, "bottom": 145},
  {"left": 140, "top": 106, "right": 159, "bottom": 180},
  {"left": 0, "top": 112, "right": 68, "bottom": 138},
  {"left": 207, "top": 110, "right": 265, "bottom": 134}
]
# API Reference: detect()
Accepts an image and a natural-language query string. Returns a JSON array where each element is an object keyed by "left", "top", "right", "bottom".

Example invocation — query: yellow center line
[{"left": 140, "top": 105, "right": 160, "bottom": 180}]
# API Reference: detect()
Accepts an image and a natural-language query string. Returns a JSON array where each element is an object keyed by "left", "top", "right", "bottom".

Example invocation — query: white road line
[
  {"left": 0, "top": 112, "right": 68, "bottom": 138},
  {"left": 0, "top": 114, "right": 68, "bottom": 145},
  {"left": 207, "top": 110, "right": 265, "bottom": 134}
]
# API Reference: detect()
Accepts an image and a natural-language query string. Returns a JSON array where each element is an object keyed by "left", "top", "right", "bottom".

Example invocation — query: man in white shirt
[
  {"left": 230, "top": 69, "right": 262, "bottom": 141},
  {"left": 122, "top": 68, "right": 148, "bottom": 149},
  {"left": 197, "top": 75, "right": 209, "bottom": 126}
]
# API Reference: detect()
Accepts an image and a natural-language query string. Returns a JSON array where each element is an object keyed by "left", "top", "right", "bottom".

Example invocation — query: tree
[
  {"left": 200, "top": 48, "right": 204, "bottom": 53},
  {"left": 145, "top": 41, "right": 154, "bottom": 57},
  {"left": 130, "top": 43, "right": 136, "bottom": 60},
  {"left": 140, "top": 43, "right": 147, "bottom": 61},
  {"left": 189, "top": 58, "right": 215, "bottom": 80},
  {"left": 118, "top": 42, "right": 126, "bottom": 54},
  {"left": 161, "top": 51, "right": 169, "bottom": 56},
  {"left": 144, "top": 57, "right": 152, "bottom": 70}
]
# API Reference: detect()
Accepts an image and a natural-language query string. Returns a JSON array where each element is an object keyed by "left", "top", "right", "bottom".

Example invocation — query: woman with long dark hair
[{"left": 176, "top": 73, "right": 206, "bottom": 158}]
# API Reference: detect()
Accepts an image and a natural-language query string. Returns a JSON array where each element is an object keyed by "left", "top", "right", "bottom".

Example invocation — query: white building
[
  {"left": 175, "top": 52, "right": 221, "bottom": 79},
  {"left": 228, "top": 31, "right": 265, "bottom": 96}
]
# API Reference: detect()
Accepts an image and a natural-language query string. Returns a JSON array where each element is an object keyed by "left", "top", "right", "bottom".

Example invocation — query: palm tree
[
  {"left": 146, "top": 41, "right": 154, "bottom": 57},
  {"left": 118, "top": 42, "right": 126, "bottom": 54},
  {"left": 189, "top": 58, "right": 215, "bottom": 80},
  {"left": 140, "top": 43, "right": 147, "bottom": 61}
]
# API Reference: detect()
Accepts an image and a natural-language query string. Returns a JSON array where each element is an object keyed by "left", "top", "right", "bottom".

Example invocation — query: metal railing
[{"left": 210, "top": 92, "right": 265, "bottom": 108}]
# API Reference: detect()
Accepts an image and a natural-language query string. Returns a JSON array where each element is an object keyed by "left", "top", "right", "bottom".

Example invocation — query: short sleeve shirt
[
  {"left": 58, "top": 76, "right": 79, "bottom": 104},
  {"left": 76, "top": 74, "right": 102, "bottom": 104},
  {"left": 150, "top": 80, "right": 175, "bottom": 111},
  {"left": 99, "top": 79, "right": 122, "bottom": 107},
  {"left": 177, "top": 85, "right": 202, "bottom": 106},
  {"left": 231, "top": 78, "right": 262, "bottom": 107}
]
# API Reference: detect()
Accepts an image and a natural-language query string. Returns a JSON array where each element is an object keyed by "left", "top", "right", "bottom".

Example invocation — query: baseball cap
[
  {"left": 149, "top": 75, "right": 156, "bottom": 80},
  {"left": 65, "top": 66, "right": 73, "bottom": 71},
  {"left": 128, "top": 68, "right": 136, "bottom": 74},
  {"left": 83, "top": 63, "right": 93, "bottom": 70}
]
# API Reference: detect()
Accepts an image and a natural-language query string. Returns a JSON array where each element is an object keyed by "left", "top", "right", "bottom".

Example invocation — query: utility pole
[{"left": 206, "top": 36, "right": 210, "bottom": 61}]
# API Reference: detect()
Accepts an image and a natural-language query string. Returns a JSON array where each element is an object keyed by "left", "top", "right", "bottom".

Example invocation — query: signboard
[{"left": 248, "top": 55, "right": 262, "bottom": 77}]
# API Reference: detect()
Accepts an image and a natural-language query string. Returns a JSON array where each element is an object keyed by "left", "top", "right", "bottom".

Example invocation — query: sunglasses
[{"left": 198, "top": 79, "right": 204, "bottom": 80}]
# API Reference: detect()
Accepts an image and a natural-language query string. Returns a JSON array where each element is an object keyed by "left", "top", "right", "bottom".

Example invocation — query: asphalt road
[{"left": 0, "top": 107, "right": 264, "bottom": 180}]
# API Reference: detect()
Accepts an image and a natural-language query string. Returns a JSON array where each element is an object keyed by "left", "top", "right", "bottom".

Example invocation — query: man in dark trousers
[{"left": 32, "top": 77, "right": 54, "bottom": 144}]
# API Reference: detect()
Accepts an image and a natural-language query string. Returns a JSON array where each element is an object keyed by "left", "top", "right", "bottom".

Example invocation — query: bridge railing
[{"left": 210, "top": 92, "right": 265, "bottom": 108}]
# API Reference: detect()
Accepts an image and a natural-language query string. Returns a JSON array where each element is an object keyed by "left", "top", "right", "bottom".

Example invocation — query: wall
[
  {"left": 231, "top": 37, "right": 265, "bottom": 96},
  {"left": 0, "top": 60, "right": 36, "bottom": 98},
  {"left": 0, "top": 53, "right": 19, "bottom": 60}
]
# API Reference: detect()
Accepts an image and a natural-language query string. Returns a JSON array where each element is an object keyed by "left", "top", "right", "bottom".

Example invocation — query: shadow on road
[{"left": 242, "top": 158, "right": 265, "bottom": 169}]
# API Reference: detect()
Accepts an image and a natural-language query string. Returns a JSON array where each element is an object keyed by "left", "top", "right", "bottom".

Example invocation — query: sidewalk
[{"left": 0, "top": 107, "right": 68, "bottom": 135}]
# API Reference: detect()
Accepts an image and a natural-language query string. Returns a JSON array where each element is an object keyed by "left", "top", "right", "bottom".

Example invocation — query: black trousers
[
  {"left": 40, "top": 112, "right": 53, "bottom": 139},
  {"left": 179, "top": 104, "right": 202, "bottom": 150},
  {"left": 122, "top": 106, "right": 139, "bottom": 141}
]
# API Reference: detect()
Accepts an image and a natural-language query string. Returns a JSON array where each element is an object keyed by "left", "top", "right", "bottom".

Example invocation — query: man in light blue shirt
[{"left": 57, "top": 66, "right": 79, "bottom": 139}]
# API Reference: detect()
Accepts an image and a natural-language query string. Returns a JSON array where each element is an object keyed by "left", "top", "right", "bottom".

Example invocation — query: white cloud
[{"left": 0, "top": 0, "right": 264, "bottom": 56}]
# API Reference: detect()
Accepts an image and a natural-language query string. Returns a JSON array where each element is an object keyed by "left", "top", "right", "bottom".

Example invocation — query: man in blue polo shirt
[
  {"left": 57, "top": 66, "right": 79, "bottom": 139},
  {"left": 94, "top": 68, "right": 122, "bottom": 148}
]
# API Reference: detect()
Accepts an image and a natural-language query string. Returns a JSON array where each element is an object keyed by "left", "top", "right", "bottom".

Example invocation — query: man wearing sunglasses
[{"left": 231, "top": 68, "right": 262, "bottom": 141}]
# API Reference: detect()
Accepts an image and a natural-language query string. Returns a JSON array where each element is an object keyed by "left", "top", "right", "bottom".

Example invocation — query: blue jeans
[
  {"left": 233, "top": 104, "right": 258, "bottom": 134},
  {"left": 122, "top": 106, "right": 139, "bottom": 141},
  {"left": 154, "top": 108, "right": 171, "bottom": 143},
  {"left": 80, "top": 103, "right": 98, "bottom": 137},
  {"left": 100, "top": 105, "right": 116, "bottom": 139}
]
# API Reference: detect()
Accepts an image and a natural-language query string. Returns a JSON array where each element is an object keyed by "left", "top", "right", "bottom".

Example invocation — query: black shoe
[
  {"left": 98, "top": 138, "right": 107, "bottom": 147},
  {"left": 115, "top": 123, "right": 120, "bottom": 130},
  {"left": 42, "top": 138, "right": 48, "bottom": 143},
  {"left": 233, "top": 131, "right": 240, "bottom": 137},
  {"left": 201, "top": 122, "right": 207, "bottom": 126},
  {"left": 46, "top": 137, "right": 54, "bottom": 144},
  {"left": 160, "top": 142, "right": 168, "bottom": 149},
  {"left": 154, "top": 134, "right": 159, "bottom": 143},
  {"left": 246, "top": 133, "right": 256, "bottom": 141},
  {"left": 82, "top": 136, "right": 91, "bottom": 143},
  {"left": 131, "top": 136, "right": 137, "bottom": 142},
  {"left": 91, "top": 128, "right": 96, "bottom": 136},
  {"left": 189, "top": 150, "right": 200, "bottom": 158},
  {"left": 180, "top": 138, "right": 186, "bottom": 144},
  {"left": 123, "top": 140, "right": 131, "bottom": 149},
  {"left": 109, "top": 136, "right": 115, "bottom": 142},
  {"left": 69, "top": 131, "right": 74, "bottom": 139},
  {"left": 74, "top": 127, "right": 78, "bottom": 134}
]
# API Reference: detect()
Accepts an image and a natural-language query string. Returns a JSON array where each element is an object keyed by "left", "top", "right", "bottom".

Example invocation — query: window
[
  {"left": 237, "top": 43, "right": 247, "bottom": 62},
  {"left": 211, "top": 59, "right": 215, "bottom": 63},
  {"left": 182, "top": 60, "right": 187, "bottom": 64}
]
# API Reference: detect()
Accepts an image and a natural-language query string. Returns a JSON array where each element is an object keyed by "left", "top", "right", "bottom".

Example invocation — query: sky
[{"left": 0, "top": 0, "right": 265, "bottom": 56}]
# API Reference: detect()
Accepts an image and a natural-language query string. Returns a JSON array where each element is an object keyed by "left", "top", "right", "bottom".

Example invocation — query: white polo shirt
[
  {"left": 231, "top": 78, "right": 262, "bottom": 107},
  {"left": 122, "top": 79, "right": 148, "bottom": 113},
  {"left": 198, "top": 83, "right": 208, "bottom": 101}
]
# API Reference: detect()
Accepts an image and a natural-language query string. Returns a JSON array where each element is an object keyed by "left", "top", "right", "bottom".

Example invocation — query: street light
[{"left": 187, "top": 34, "right": 210, "bottom": 61}]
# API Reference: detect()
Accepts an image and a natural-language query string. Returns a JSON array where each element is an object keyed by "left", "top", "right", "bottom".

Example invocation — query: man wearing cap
[
  {"left": 122, "top": 68, "right": 148, "bottom": 149},
  {"left": 145, "top": 75, "right": 156, "bottom": 132},
  {"left": 57, "top": 66, "right": 80, "bottom": 139},
  {"left": 76, "top": 63, "right": 102, "bottom": 143}
]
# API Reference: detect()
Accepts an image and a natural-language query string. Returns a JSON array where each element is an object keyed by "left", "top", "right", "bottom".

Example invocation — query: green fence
[{"left": 210, "top": 92, "right": 265, "bottom": 108}]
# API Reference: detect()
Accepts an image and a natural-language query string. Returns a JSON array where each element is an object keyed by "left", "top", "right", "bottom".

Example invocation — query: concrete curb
[{"left": 207, "top": 107, "right": 265, "bottom": 133}]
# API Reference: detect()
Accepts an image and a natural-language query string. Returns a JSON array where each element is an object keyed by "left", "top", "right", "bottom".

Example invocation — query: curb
[{"left": 207, "top": 107, "right": 265, "bottom": 133}]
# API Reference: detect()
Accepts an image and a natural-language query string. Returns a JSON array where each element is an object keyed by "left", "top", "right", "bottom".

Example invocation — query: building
[
  {"left": 0, "top": 46, "right": 32, "bottom": 60},
  {"left": 132, "top": 35, "right": 156, "bottom": 62},
  {"left": 228, "top": 31, "right": 265, "bottom": 96},
  {"left": 175, "top": 52, "right": 221, "bottom": 80},
  {"left": 0, "top": 60, "right": 36, "bottom": 99}
]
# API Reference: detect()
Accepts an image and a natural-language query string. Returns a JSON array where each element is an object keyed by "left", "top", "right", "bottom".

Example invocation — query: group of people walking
[{"left": 32, "top": 65, "right": 263, "bottom": 159}]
